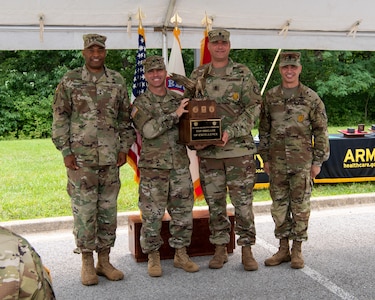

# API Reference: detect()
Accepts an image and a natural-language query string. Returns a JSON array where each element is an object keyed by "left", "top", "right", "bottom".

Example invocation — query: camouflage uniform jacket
[
  {"left": 131, "top": 88, "right": 189, "bottom": 169},
  {"left": 52, "top": 65, "right": 135, "bottom": 166},
  {"left": 189, "top": 58, "right": 261, "bottom": 159},
  {"left": 258, "top": 83, "right": 330, "bottom": 171},
  {"left": 0, "top": 226, "right": 55, "bottom": 300}
]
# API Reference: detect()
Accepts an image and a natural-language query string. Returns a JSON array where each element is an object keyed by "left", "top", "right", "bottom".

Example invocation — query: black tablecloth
[{"left": 255, "top": 133, "right": 375, "bottom": 188}]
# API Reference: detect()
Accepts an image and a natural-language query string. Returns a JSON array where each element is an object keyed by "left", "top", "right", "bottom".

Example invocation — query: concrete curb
[{"left": 1, "top": 193, "right": 374, "bottom": 235}]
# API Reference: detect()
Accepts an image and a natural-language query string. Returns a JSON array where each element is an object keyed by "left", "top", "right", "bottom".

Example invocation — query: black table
[{"left": 254, "top": 133, "right": 375, "bottom": 189}]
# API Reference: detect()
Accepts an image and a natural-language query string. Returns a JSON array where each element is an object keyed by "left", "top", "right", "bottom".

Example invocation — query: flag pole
[
  {"left": 261, "top": 49, "right": 281, "bottom": 96},
  {"left": 128, "top": 8, "right": 147, "bottom": 184}
]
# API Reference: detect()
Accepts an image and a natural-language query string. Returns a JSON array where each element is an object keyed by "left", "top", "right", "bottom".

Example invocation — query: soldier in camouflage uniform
[
  {"left": 188, "top": 29, "right": 262, "bottom": 271},
  {"left": 131, "top": 56, "right": 199, "bottom": 277},
  {"left": 0, "top": 226, "right": 55, "bottom": 299},
  {"left": 258, "top": 51, "right": 330, "bottom": 269},
  {"left": 52, "top": 34, "right": 135, "bottom": 285}
]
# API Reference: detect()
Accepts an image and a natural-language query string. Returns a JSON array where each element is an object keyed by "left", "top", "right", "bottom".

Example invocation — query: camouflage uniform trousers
[
  {"left": 67, "top": 165, "right": 120, "bottom": 253},
  {"left": 138, "top": 167, "right": 194, "bottom": 254},
  {"left": 269, "top": 166, "right": 312, "bottom": 241},
  {"left": 0, "top": 226, "right": 55, "bottom": 300},
  {"left": 199, "top": 155, "right": 256, "bottom": 246}
]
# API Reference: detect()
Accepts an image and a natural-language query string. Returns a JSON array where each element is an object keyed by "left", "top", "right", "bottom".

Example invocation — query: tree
[
  {"left": 313, "top": 51, "right": 375, "bottom": 125},
  {"left": 1, "top": 49, "right": 375, "bottom": 139},
  {"left": 0, "top": 50, "right": 81, "bottom": 139}
]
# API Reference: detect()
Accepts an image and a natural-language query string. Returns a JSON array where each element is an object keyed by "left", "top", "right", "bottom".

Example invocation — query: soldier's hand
[
  {"left": 263, "top": 162, "right": 270, "bottom": 175},
  {"left": 194, "top": 144, "right": 208, "bottom": 150},
  {"left": 175, "top": 98, "right": 189, "bottom": 117},
  {"left": 64, "top": 154, "right": 79, "bottom": 170},
  {"left": 311, "top": 165, "right": 321, "bottom": 179},
  {"left": 117, "top": 152, "right": 127, "bottom": 167},
  {"left": 218, "top": 131, "right": 229, "bottom": 147}
]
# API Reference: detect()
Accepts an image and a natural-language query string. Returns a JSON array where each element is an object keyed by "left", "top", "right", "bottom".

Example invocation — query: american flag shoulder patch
[{"left": 131, "top": 106, "right": 139, "bottom": 118}]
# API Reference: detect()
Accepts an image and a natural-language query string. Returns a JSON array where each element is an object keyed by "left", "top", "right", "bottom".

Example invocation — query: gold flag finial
[
  {"left": 170, "top": 12, "right": 182, "bottom": 29},
  {"left": 135, "top": 7, "right": 145, "bottom": 29},
  {"left": 201, "top": 12, "right": 213, "bottom": 31}
]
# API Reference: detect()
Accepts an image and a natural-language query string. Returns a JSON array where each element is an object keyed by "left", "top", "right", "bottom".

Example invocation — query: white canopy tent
[{"left": 1, "top": 0, "right": 375, "bottom": 51}]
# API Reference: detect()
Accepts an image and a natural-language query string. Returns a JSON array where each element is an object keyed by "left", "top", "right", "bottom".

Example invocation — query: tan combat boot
[
  {"left": 290, "top": 241, "right": 304, "bottom": 269},
  {"left": 242, "top": 246, "right": 258, "bottom": 271},
  {"left": 208, "top": 245, "right": 228, "bottom": 269},
  {"left": 264, "top": 238, "right": 291, "bottom": 266},
  {"left": 81, "top": 252, "right": 99, "bottom": 286},
  {"left": 96, "top": 248, "right": 124, "bottom": 281},
  {"left": 173, "top": 247, "right": 199, "bottom": 272},
  {"left": 148, "top": 251, "right": 162, "bottom": 277}
]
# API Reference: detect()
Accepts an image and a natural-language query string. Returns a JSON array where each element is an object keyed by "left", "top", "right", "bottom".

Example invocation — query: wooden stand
[{"left": 128, "top": 209, "right": 236, "bottom": 262}]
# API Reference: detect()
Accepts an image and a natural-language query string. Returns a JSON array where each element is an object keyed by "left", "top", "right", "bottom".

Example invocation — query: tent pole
[
  {"left": 261, "top": 48, "right": 281, "bottom": 96},
  {"left": 162, "top": 28, "right": 168, "bottom": 67},
  {"left": 193, "top": 49, "right": 200, "bottom": 68},
  {"left": 162, "top": 0, "right": 176, "bottom": 67}
]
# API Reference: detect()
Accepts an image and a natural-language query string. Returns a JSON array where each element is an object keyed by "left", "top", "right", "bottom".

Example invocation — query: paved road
[{"left": 22, "top": 203, "right": 375, "bottom": 300}]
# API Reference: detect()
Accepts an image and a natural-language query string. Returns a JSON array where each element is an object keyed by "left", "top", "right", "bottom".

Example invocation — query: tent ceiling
[{"left": 1, "top": 0, "right": 375, "bottom": 51}]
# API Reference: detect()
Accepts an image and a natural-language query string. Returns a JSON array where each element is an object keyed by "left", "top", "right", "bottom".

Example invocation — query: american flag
[
  {"left": 132, "top": 27, "right": 147, "bottom": 98},
  {"left": 128, "top": 26, "right": 147, "bottom": 183}
]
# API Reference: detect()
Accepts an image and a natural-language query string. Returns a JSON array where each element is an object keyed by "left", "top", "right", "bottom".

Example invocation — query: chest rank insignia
[
  {"left": 232, "top": 92, "right": 239, "bottom": 101},
  {"left": 298, "top": 114, "right": 304, "bottom": 122}
]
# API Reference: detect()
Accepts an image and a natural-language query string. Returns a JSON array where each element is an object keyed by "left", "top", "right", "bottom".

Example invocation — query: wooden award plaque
[{"left": 178, "top": 99, "right": 223, "bottom": 146}]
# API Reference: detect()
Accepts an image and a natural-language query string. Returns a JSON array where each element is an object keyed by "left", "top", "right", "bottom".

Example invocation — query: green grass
[
  {"left": 0, "top": 139, "right": 139, "bottom": 221},
  {"left": 0, "top": 137, "right": 374, "bottom": 222}
]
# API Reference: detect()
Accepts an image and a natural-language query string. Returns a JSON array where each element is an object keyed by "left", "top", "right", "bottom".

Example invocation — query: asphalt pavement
[{"left": 1, "top": 193, "right": 375, "bottom": 300}]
